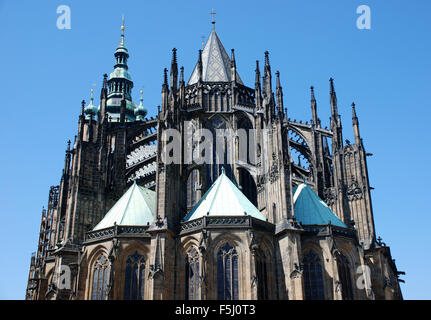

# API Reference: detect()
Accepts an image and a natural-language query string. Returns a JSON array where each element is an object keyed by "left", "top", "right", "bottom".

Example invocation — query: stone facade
[{"left": 25, "top": 24, "right": 404, "bottom": 300}]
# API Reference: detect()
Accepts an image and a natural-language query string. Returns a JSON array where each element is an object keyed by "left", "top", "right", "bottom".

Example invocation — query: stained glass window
[
  {"left": 91, "top": 254, "right": 110, "bottom": 300},
  {"left": 337, "top": 253, "right": 354, "bottom": 300},
  {"left": 217, "top": 243, "right": 239, "bottom": 300},
  {"left": 303, "top": 251, "right": 325, "bottom": 300},
  {"left": 185, "top": 248, "right": 200, "bottom": 300},
  {"left": 124, "top": 251, "right": 146, "bottom": 300}
]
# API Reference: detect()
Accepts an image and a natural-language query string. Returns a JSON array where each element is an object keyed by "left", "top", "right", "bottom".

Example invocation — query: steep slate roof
[
  {"left": 188, "top": 29, "right": 243, "bottom": 85},
  {"left": 183, "top": 169, "right": 265, "bottom": 222},
  {"left": 93, "top": 181, "right": 156, "bottom": 230},
  {"left": 292, "top": 183, "right": 347, "bottom": 228}
]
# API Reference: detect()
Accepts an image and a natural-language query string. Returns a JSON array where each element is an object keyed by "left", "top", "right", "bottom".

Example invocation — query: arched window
[
  {"left": 91, "top": 254, "right": 110, "bottom": 300},
  {"left": 124, "top": 251, "right": 146, "bottom": 300},
  {"left": 187, "top": 170, "right": 199, "bottom": 211},
  {"left": 217, "top": 242, "right": 239, "bottom": 300},
  {"left": 272, "top": 204, "right": 277, "bottom": 224},
  {"left": 185, "top": 248, "right": 200, "bottom": 300},
  {"left": 256, "top": 250, "right": 269, "bottom": 300},
  {"left": 337, "top": 253, "right": 354, "bottom": 300},
  {"left": 303, "top": 251, "right": 325, "bottom": 300}
]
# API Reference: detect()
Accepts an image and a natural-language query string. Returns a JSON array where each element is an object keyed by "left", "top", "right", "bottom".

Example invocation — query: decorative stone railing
[
  {"left": 180, "top": 216, "right": 274, "bottom": 235},
  {"left": 85, "top": 225, "right": 149, "bottom": 243}
]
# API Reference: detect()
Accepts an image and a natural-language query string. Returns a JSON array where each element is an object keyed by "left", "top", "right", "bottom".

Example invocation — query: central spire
[
  {"left": 106, "top": 16, "right": 135, "bottom": 121},
  {"left": 188, "top": 29, "right": 243, "bottom": 85}
]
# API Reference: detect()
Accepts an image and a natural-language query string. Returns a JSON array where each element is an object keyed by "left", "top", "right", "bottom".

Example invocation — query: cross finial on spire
[
  {"left": 209, "top": 9, "right": 216, "bottom": 29},
  {"left": 121, "top": 14, "right": 125, "bottom": 34}
]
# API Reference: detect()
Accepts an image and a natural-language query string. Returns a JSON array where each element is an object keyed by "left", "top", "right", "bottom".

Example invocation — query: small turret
[
  {"left": 134, "top": 90, "right": 148, "bottom": 121},
  {"left": 84, "top": 89, "right": 98, "bottom": 119}
]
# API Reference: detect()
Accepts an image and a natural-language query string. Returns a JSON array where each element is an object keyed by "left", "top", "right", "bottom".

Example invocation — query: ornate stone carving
[
  {"left": 323, "top": 187, "right": 337, "bottom": 206},
  {"left": 347, "top": 180, "right": 363, "bottom": 201},
  {"left": 269, "top": 162, "right": 279, "bottom": 183}
]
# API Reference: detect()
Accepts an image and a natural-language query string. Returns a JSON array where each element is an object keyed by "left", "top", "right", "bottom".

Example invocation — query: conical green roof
[
  {"left": 183, "top": 169, "right": 265, "bottom": 222},
  {"left": 292, "top": 183, "right": 347, "bottom": 228},
  {"left": 93, "top": 181, "right": 156, "bottom": 230}
]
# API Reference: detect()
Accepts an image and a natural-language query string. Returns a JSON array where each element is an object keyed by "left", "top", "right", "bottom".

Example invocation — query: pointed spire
[
  {"left": 163, "top": 68, "right": 168, "bottom": 86},
  {"left": 101, "top": 73, "right": 108, "bottom": 98},
  {"left": 180, "top": 66, "right": 184, "bottom": 85},
  {"left": 352, "top": 102, "right": 361, "bottom": 145},
  {"left": 118, "top": 15, "right": 127, "bottom": 52},
  {"left": 352, "top": 101, "right": 357, "bottom": 119},
  {"left": 310, "top": 86, "right": 319, "bottom": 127},
  {"left": 170, "top": 48, "right": 178, "bottom": 91},
  {"left": 255, "top": 60, "right": 262, "bottom": 108},
  {"left": 231, "top": 49, "right": 237, "bottom": 83},
  {"left": 81, "top": 100, "right": 85, "bottom": 117},
  {"left": 197, "top": 49, "right": 203, "bottom": 82},
  {"left": 329, "top": 77, "right": 338, "bottom": 116},
  {"left": 63, "top": 140, "right": 72, "bottom": 177},
  {"left": 276, "top": 71, "right": 284, "bottom": 117},
  {"left": 162, "top": 68, "right": 169, "bottom": 111},
  {"left": 263, "top": 51, "right": 272, "bottom": 97},
  {"left": 255, "top": 60, "right": 261, "bottom": 85},
  {"left": 107, "top": 15, "right": 134, "bottom": 116},
  {"left": 188, "top": 30, "right": 243, "bottom": 85}
]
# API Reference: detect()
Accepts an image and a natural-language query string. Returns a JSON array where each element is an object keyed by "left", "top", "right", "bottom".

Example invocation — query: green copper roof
[
  {"left": 93, "top": 181, "right": 156, "bottom": 230},
  {"left": 293, "top": 183, "right": 347, "bottom": 228},
  {"left": 84, "top": 95, "right": 98, "bottom": 118},
  {"left": 183, "top": 168, "right": 266, "bottom": 222},
  {"left": 109, "top": 67, "right": 132, "bottom": 81}
]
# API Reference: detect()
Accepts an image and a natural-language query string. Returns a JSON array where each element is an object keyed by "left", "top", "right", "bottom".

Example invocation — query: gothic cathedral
[{"left": 26, "top": 21, "right": 404, "bottom": 300}]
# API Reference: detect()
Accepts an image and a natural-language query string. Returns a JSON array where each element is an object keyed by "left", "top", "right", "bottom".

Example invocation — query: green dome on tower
[
  {"left": 134, "top": 90, "right": 147, "bottom": 121},
  {"left": 84, "top": 89, "right": 99, "bottom": 118}
]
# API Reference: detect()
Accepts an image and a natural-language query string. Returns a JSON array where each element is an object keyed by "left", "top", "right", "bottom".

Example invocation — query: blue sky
[{"left": 0, "top": 0, "right": 429, "bottom": 299}]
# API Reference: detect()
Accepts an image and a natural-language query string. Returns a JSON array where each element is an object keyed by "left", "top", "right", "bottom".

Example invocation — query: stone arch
[
  {"left": 86, "top": 246, "right": 110, "bottom": 300},
  {"left": 208, "top": 233, "right": 247, "bottom": 300},
  {"left": 300, "top": 242, "right": 327, "bottom": 300},
  {"left": 235, "top": 111, "right": 256, "bottom": 165},
  {"left": 178, "top": 236, "right": 201, "bottom": 299}
]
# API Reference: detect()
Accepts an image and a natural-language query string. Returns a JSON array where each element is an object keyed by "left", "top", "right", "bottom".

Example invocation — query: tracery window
[
  {"left": 303, "top": 251, "right": 325, "bottom": 300},
  {"left": 124, "top": 251, "right": 146, "bottom": 300},
  {"left": 185, "top": 248, "right": 200, "bottom": 300},
  {"left": 337, "top": 253, "right": 354, "bottom": 300},
  {"left": 91, "top": 254, "right": 110, "bottom": 300},
  {"left": 217, "top": 242, "right": 239, "bottom": 300}
]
